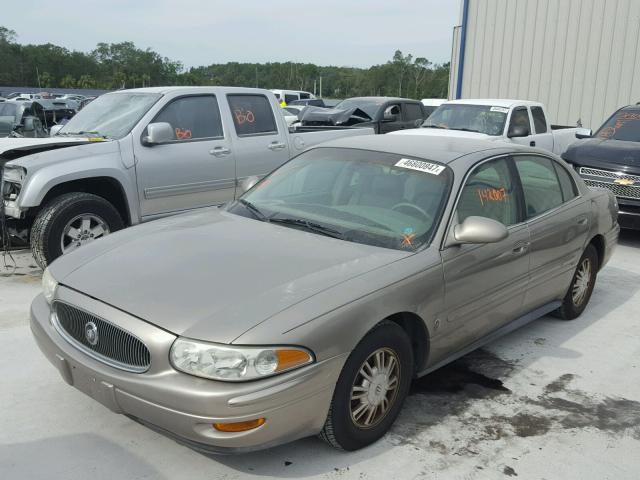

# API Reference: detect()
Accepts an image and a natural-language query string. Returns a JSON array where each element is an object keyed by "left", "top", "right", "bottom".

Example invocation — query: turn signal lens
[
  {"left": 213, "top": 418, "right": 266, "bottom": 432},
  {"left": 276, "top": 349, "right": 313, "bottom": 372}
]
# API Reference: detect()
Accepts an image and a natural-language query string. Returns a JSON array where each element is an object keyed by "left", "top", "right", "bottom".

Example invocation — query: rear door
[
  {"left": 513, "top": 154, "right": 590, "bottom": 309},
  {"left": 530, "top": 106, "right": 554, "bottom": 151},
  {"left": 227, "top": 93, "right": 291, "bottom": 187},
  {"left": 134, "top": 94, "right": 236, "bottom": 218},
  {"left": 440, "top": 156, "right": 531, "bottom": 351}
]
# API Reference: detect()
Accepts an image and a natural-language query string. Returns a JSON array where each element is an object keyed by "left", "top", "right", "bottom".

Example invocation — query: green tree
[{"left": 60, "top": 74, "right": 76, "bottom": 89}]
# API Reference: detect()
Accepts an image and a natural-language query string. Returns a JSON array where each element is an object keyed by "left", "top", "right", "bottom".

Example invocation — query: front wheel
[
  {"left": 31, "top": 192, "right": 124, "bottom": 269},
  {"left": 320, "top": 321, "right": 413, "bottom": 450},
  {"left": 554, "top": 244, "right": 599, "bottom": 320}
]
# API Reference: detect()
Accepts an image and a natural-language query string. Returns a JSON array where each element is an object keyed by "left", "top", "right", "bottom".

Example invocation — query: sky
[{"left": 4, "top": 0, "right": 461, "bottom": 69}]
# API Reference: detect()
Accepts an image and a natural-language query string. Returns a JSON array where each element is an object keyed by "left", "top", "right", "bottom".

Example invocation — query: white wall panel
[{"left": 453, "top": 0, "right": 640, "bottom": 129}]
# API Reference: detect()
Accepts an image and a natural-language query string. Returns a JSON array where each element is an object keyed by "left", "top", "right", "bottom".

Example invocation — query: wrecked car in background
[
  {"left": 0, "top": 100, "right": 76, "bottom": 138},
  {"left": 1, "top": 86, "right": 373, "bottom": 267},
  {"left": 31, "top": 135, "right": 618, "bottom": 453},
  {"left": 299, "top": 97, "right": 427, "bottom": 133}
]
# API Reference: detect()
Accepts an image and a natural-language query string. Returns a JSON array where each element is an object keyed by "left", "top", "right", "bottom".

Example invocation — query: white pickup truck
[{"left": 394, "top": 99, "right": 578, "bottom": 155}]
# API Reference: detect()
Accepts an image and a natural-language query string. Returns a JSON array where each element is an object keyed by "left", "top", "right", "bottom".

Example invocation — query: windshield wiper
[
  {"left": 268, "top": 217, "right": 345, "bottom": 240},
  {"left": 422, "top": 124, "right": 447, "bottom": 129},
  {"left": 453, "top": 127, "right": 480, "bottom": 133},
  {"left": 58, "top": 130, "right": 109, "bottom": 138},
  {"left": 238, "top": 199, "right": 267, "bottom": 221}
]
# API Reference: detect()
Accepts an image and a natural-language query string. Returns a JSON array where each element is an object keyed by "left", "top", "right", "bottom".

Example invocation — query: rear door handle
[
  {"left": 576, "top": 216, "right": 588, "bottom": 226},
  {"left": 268, "top": 141, "right": 287, "bottom": 151},
  {"left": 529, "top": 140, "right": 536, "bottom": 147},
  {"left": 210, "top": 146, "right": 231, "bottom": 157}
]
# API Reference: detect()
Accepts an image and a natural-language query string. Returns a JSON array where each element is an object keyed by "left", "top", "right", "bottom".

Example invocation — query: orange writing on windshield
[
  {"left": 477, "top": 187, "right": 508, "bottom": 206},
  {"left": 401, "top": 232, "right": 415, "bottom": 247}
]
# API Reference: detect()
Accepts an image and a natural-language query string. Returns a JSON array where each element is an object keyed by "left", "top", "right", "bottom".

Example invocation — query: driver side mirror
[
  {"left": 507, "top": 125, "right": 529, "bottom": 138},
  {"left": 142, "top": 122, "right": 174, "bottom": 146},
  {"left": 383, "top": 111, "right": 398, "bottom": 122},
  {"left": 451, "top": 216, "right": 509, "bottom": 245},
  {"left": 575, "top": 128, "right": 592, "bottom": 139}
]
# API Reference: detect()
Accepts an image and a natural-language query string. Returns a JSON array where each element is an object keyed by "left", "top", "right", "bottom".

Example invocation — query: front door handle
[
  {"left": 512, "top": 242, "right": 530, "bottom": 255},
  {"left": 576, "top": 216, "right": 588, "bottom": 226},
  {"left": 210, "top": 147, "right": 231, "bottom": 157},
  {"left": 268, "top": 141, "right": 287, "bottom": 151}
]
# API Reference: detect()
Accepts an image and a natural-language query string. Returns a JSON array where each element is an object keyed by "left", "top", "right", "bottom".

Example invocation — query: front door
[
  {"left": 226, "top": 93, "right": 291, "bottom": 187},
  {"left": 134, "top": 94, "right": 236, "bottom": 218},
  {"left": 440, "top": 156, "right": 530, "bottom": 351}
]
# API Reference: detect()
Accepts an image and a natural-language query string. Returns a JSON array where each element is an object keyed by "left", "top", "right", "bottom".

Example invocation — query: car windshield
[
  {"left": 0, "top": 102, "right": 18, "bottom": 118},
  {"left": 423, "top": 104, "right": 507, "bottom": 136},
  {"left": 57, "top": 92, "right": 161, "bottom": 139},
  {"left": 333, "top": 99, "right": 383, "bottom": 119},
  {"left": 227, "top": 148, "right": 453, "bottom": 251},
  {"left": 596, "top": 109, "right": 640, "bottom": 142}
]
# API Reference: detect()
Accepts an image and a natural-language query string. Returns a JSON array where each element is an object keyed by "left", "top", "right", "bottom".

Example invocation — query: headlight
[
  {"left": 2, "top": 166, "right": 26, "bottom": 184},
  {"left": 169, "top": 338, "right": 314, "bottom": 382},
  {"left": 42, "top": 268, "right": 58, "bottom": 304}
]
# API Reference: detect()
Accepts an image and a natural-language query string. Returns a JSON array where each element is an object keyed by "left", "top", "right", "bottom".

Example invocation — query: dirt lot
[{"left": 1, "top": 232, "right": 639, "bottom": 480}]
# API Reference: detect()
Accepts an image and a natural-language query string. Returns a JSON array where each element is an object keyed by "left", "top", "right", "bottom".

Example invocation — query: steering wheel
[{"left": 391, "top": 202, "right": 430, "bottom": 221}]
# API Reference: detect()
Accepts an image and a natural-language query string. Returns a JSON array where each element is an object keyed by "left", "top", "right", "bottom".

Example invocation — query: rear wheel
[
  {"left": 31, "top": 192, "right": 124, "bottom": 269},
  {"left": 554, "top": 244, "right": 598, "bottom": 320},
  {"left": 320, "top": 321, "right": 413, "bottom": 450}
]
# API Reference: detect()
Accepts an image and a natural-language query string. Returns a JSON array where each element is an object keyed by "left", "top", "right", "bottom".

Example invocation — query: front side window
[
  {"left": 514, "top": 156, "right": 564, "bottom": 218},
  {"left": 153, "top": 95, "right": 223, "bottom": 141},
  {"left": 228, "top": 94, "right": 277, "bottom": 136},
  {"left": 228, "top": 148, "right": 453, "bottom": 251},
  {"left": 457, "top": 158, "right": 520, "bottom": 226},
  {"left": 509, "top": 108, "right": 531, "bottom": 135},
  {"left": 531, "top": 106, "right": 548, "bottom": 134}
]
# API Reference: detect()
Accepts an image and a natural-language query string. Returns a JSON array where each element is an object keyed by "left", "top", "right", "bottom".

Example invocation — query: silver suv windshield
[
  {"left": 57, "top": 92, "right": 161, "bottom": 139},
  {"left": 228, "top": 147, "right": 453, "bottom": 251},
  {"left": 423, "top": 104, "right": 507, "bottom": 136}
]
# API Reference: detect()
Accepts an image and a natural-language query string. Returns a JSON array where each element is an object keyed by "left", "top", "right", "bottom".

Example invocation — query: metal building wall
[{"left": 451, "top": 0, "right": 640, "bottom": 129}]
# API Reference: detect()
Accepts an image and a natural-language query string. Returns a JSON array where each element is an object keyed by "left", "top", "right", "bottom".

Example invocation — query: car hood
[
  {"left": 0, "top": 136, "right": 112, "bottom": 165},
  {"left": 562, "top": 137, "right": 640, "bottom": 173},
  {"left": 51, "top": 209, "right": 409, "bottom": 343},
  {"left": 391, "top": 127, "right": 496, "bottom": 140}
]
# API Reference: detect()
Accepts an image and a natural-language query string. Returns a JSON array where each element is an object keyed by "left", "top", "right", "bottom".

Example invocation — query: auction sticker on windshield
[
  {"left": 490, "top": 106, "right": 509, "bottom": 114},
  {"left": 395, "top": 158, "right": 446, "bottom": 175}
]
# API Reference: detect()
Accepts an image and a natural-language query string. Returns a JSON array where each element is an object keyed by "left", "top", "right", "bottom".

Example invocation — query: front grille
[
  {"left": 583, "top": 179, "right": 640, "bottom": 200},
  {"left": 53, "top": 302, "right": 151, "bottom": 373},
  {"left": 579, "top": 167, "right": 640, "bottom": 183}
]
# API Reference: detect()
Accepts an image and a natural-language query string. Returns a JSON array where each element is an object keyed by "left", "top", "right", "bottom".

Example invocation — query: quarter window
[
  {"left": 457, "top": 158, "right": 520, "bottom": 226},
  {"left": 153, "top": 95, "right": 223, "bottom": 141},
  {"left": 514, "top": 156, "right": 564, "bottom": 218},
  {"left": 228, "top": 94, "right": 278, "bottom": 136},
  {"left": 553, "top": 162, "right": 578, "bottom": 201},
  {"left": 531, "top": 106, "right": 548, "bottom": 134}
]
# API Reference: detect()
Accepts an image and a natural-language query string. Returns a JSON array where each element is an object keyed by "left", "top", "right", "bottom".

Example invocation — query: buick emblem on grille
[{"left": 84, "top": 321, "right": 99, "bottom": 346}]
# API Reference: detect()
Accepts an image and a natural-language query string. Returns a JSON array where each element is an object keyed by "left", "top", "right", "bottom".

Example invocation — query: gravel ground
[{"left": 1, "top": 232, "right": 639, "bottom": 480}]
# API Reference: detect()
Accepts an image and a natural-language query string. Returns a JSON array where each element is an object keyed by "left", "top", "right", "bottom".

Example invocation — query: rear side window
[
  {"left": 553, "top": 162, "right": 578, "bottom": 201},
  {"left": 531, "top": 106, "right": 548, "bottom": 134},
  {"left": 514, "top": 156, "right": 564, "bottom": 218},
  {"left": 457, "top": 158, "right": 520, "bottom": 226},
  {"left": 404, "top": 103, "right": 424, "bottom": 121},
  {"left": 153, "top": 95, "right": 223, "bottom": 140},
  {"left": 228, "top": 94, "right": 278, "bottom": 136}
]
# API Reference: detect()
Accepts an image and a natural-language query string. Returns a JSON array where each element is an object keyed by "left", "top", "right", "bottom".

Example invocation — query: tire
[
  {"left": 553, "top": 244, "right": 599, "bottom": 320},
  {"left": 31, "top": 192, "right": 124, "bottom": 269},
  {"left": 320, "top": 321, "right": 413, "bottom": 451}
]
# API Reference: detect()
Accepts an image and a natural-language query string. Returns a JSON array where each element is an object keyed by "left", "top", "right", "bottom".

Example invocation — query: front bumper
[
  {"left": 30, "top": 289, "right": 345, "bottom": 453},
  {"left": 618, "top": 199, "right": 640, "bottom": 230}
]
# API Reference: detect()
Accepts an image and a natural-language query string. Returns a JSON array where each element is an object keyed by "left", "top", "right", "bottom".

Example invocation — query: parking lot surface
[{"left": 1, "top": 232, "right": 639, "bottom": 480}]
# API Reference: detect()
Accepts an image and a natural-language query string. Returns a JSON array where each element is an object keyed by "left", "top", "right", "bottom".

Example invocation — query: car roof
[
  {"left": 110, "top": 86, "right": 273, "bottom": 95},
  {"left": 340, "top": 96, "right": 420, "bottom": 103},
  {"left": 445, "top": 98, "right": 544, "bottom": 108},
  {"left": 311, "top": 134, "right": 534, "bottom": 165}
]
